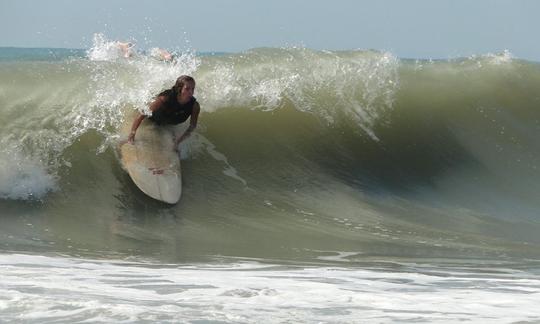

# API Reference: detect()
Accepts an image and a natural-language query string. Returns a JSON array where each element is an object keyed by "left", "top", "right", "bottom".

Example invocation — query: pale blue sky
[{"left": 1, "top": 0, "right": 539, "bottom": 60}]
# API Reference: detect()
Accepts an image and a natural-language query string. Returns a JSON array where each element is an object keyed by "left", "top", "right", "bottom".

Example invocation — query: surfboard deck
[{"left": 119, "top": 113, "right": 182, "bottom": 204}]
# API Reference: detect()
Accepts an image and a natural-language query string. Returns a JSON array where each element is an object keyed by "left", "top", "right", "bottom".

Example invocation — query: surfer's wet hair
[
  {"left": 172, "top": 75, "right": 195, "bottom": 95},
  {"left": 158, "top": 75, "right": 195, "bottom": 100}
]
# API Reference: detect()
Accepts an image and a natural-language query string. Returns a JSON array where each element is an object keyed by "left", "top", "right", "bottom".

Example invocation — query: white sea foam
[
  {"left": 0, "top": 147, "right": 57, "bottom": 200},
  {"left": 1, "top": 253, "right": 539, "bottom": 323},
  {"left": 180, "top": 133, "right": 248, "bottom": 186},
  {"left": 467, "top": 49, "right": 514, "bottom": 68},
  {"left": 485, "top": 49, "right": 514, "bottom": 65}
]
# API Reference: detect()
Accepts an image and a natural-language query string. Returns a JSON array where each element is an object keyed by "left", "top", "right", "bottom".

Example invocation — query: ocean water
[{"left": 1, "top": 35, "right": 540, "bottom": 322}]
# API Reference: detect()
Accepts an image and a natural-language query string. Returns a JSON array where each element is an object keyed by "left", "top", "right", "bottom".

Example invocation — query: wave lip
[{"left": 197, "top": 47, "right": 400, "bottom": 141}]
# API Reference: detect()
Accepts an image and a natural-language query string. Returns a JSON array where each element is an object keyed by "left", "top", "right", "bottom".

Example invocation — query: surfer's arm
[
  {"left": 127, "top": 113, "right": 146, "bottom": 143},
  {"left": 128, "top": 97, "right": 165, "bottom": 143},
  {"left": 175, "top": 102, "right": 200, "bottom": 146}
]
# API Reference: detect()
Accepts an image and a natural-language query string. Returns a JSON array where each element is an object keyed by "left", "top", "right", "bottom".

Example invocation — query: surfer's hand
[
  {"left": 173, "top": 137, "right": 181, "bottom": 151},
  {"left": 128, "top": 132, "right": 135, "bottom": 144}
]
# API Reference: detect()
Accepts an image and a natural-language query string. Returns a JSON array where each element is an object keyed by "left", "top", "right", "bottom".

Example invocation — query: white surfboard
[{"left": 120, "top": 113, "right": 182, "bottom": 204}]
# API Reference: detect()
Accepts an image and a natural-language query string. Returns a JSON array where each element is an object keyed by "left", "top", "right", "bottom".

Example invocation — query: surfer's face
[{"left": 179, "top": 82, "right": 195, "bottom": 103}]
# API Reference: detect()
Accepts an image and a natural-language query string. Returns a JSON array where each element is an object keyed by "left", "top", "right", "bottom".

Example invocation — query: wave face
[{"left": 1, "top": 39, "right": 540, "bottom": 266}]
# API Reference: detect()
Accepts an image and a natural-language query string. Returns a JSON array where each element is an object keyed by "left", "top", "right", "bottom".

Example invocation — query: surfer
[
  {"left": 127, "top": 75, "right": 200, "bottom": 149},
  {"left": 149, "top": 47, "right": 174, "bottom": 62},
  {"left": 116, "top": 41, "right": 136, "bottom": 58}
]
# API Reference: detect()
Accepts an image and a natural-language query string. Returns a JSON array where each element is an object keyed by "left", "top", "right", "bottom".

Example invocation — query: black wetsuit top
[{"left": 149, "top": 90, "right": 196, "bottom": 125}]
